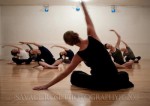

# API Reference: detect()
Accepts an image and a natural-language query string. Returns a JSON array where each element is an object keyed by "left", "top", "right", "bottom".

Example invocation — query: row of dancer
[
  {"left": 105, "top": 29, "right": 141, "bottom": 69},
  {"left": 2, "top": 30, "right": 141, "bottom": 70},
  {"left": 2, "top": 42, "right": 74, "bottom": 68}
]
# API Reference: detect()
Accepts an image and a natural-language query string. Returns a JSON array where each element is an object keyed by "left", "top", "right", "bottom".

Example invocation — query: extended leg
[{"left": 39, "top": 61, "right": 58, "bottom": 69}]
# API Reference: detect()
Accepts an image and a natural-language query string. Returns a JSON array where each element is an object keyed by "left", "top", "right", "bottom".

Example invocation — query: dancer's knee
[{"left": 70, "top": 70, "right": 86, "bottom": 85}]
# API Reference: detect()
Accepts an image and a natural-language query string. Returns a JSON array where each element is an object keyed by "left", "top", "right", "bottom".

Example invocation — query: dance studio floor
[{"left": 0, "top": 59, "right": 150, "bottom": 106}]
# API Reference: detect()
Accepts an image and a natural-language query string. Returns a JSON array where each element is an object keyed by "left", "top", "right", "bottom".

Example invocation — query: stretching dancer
[
  {"left": 105, "top": 30, "right": 134, "bottom": 69},
  {"left": 19, "top": 42, "right": 59, "bottom": 69},
  {"left": 121, "top": 40, "right": 141, "bottom": 63},
  {"left": 51, "top": 45, "right": 74, "bottom": 64},
  {"left": 33, "top": 1, "right": 134, "bottom": 91},
  {"left": 2, "top": 45, "right": 32, "bottom": 65},
  {"left": 20, "top": 42, "right": 38, "bottom": 61}
]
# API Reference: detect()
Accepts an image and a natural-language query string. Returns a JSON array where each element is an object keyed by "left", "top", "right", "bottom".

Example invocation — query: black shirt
[
  {"left": 123, "top": 46, "right": 135, "bottom": 59},
  {"left": 37, "top": 46, "right": 55, "bottom": 65},
  {"left": 60, "top": 49, "right": 74, "bottom": 61},
  {"left": 77, "top": 36, "right": 118, "bottom": 78},
  {"left": 111, "top": 48, "right": 125, "bottom": 65}
]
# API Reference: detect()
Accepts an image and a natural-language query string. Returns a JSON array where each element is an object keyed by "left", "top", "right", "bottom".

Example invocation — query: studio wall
[{"left": 1, "top": 5, "right": 150, "bottom": 59}]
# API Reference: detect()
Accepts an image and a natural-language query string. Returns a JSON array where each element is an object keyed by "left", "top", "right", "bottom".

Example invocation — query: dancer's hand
[
  {"left": 110, "top": 29, "right": 115, "bottom": 32},
  {"left": 51, "top": 45, "right": 55, "bottom": 48},
  {"left": 19, "top": 42, "right": 26, "bottom": 44},
  {"left": 33, "top": 85, "right": 49, "bottom": 90}
]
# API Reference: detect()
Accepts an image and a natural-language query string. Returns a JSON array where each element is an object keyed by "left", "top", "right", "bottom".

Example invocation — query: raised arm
[
  {"left": 121, "top": 40, "right": 129, "bottom": 47},
  {"left": 81, "top": 1, "right": 100, "bottom": 41},
  {"left": 26, "top": 44, "right": 33, "bottom": 50},
  {"left": 19, "top": 42, "right": 42, "bottom": 47},
  {"left": 110, "top": 29, "right": 121, "bottom": 49},
  {"left": 51, "top": 45, "right": 69, "bottom": 51},
  {"left": 2, "top": 45, "right": 22, "bottom": 50},
  {"left": 20, "top": 42, "right": 33, "bottom": 50},
  {"left": 33, "top": 54, "right": 82, "bottom": 90}
]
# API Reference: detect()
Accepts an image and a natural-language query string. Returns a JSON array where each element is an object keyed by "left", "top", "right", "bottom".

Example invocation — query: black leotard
[{"left": 71, "top": 36, "right": 134, "bottom": 90}]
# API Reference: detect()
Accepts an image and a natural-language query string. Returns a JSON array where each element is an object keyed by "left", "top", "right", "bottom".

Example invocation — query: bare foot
[
  {"left": 134, "top": 59, "right": 139, "bottom": 63},
  {"left": 7, "top": 62, "right": 15, "bottom": 65},
  {"left": 126, "top": 65, "right": 132, "bottom": 69},
  {"left": 124, "top": 63, "right": 133, "bottom": 69},
  {"left": 46, "top": 65, "right": 58, "bottom": 69},
  {"left": 32, "top": 65, "right": 40, "bottom": 68}
]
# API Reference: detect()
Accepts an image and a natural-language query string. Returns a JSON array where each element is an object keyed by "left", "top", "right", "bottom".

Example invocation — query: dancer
[
  {"left": 33, "top": 1, "right": 134, "bottom": 91},
  {"left": 20, "top": 42, "right": 38, "bottom": 61},
  {"left": 105, "top": 30, "right": 134, "bottom": 69},
  {"left": 2, "top": 44, "right": 32, "bottom": 65},
  {"left": 51, "top": 45, "right": 74, "bottom": 63},
  {"left": 19, "top": 42, "right": 59, "bottom": 69},
  {"left": 121, "top": 40, "right": 141, "bottom": 63}
]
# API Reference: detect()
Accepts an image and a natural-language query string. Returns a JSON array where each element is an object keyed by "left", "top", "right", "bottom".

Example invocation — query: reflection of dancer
[
  {"left": 121, "top": 40, "right": 141, "bottom": 63},
  {"left": 51, "top": 45, "right": 74, "bottom": 63},
  {"left": 2, "top": 45, "right": 32, "bottom": 65},
  {"left": 105, "top": 30, "right": 134, "bottom": 69},
  {"left": 33, "top": 1, "right": 134, "bottom": 91}
]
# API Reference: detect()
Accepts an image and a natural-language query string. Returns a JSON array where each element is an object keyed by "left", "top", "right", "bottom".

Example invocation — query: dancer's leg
[{"left": 39, "top": 61, "right": 58, "bottom": 69}]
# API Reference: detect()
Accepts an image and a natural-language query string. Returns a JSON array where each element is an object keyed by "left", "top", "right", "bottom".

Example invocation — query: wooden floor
[{"left": 0, "top": 60, "right": 150, "bottom": 106}]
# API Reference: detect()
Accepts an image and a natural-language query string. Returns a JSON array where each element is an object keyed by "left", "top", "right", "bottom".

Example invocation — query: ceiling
[{"left": 0, "top": 0, "right": 150, "bottom": 6}]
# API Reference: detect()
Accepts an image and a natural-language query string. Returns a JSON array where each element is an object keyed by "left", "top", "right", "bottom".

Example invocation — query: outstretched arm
[
  {"left": 20, "top": 42, "right": 33, "bottom": 50},
  {"left": 110, "top": 29, "right": 121, "bottom": 49},
  {"left": 33, "top": 54, "right": 82, "bottom": 90},
  {"left": 51, "top": 45, "right": 69, "bottom": 51},
  {"left": 121, "top": 40, "right": 129, "bottom": 47},
  {"left": 19, "top": 42, "right": 42, "bottom": 47},
  {"left": 81, "top": 1, "right": 100, "bottom": 41},
  {"left": 2, "top": 45, "right": 22, "bottom": 50},
  {"left": 26, "top": 44, "right": 33, "bottom": 50}
]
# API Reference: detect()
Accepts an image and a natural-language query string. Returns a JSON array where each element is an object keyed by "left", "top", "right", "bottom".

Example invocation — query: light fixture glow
[
  {"left": 111, "top": 5, "right": 116, "bottom": 13},
  {"left": 44, "top": 7, "right": 49, "bottom": 12},
  {"left": 43, "top": 4, "right": 49, "bottom": 13},
  {"left": 76, "top": 7, "right": 80, "bottom": 11}
]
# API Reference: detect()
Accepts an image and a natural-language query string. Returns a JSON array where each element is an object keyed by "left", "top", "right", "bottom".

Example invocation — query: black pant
[
  {"left": 125, "top": 56, "right": 141, "bottom": 62},
  {"left": 12, "top": 57, "right": 32, "bottom": 65},
  {"left": 70, "top": 70, "right": 134, "bottom": 91}
]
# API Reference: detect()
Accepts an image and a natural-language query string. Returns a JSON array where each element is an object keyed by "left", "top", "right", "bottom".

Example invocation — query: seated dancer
[
  {"left": 51, "top": 45, "right": 74, "bottom": 63},
  {"left": 121, "top": 40, "right": 141, "bottom": 63},
  {"left": 33, "top": 1, "right": 134, "bottom": 91},
  {"left": 2, "top": 44, "right": 32, "bottom": 65},
  {"left": 19, "top": 42, "right": 59, "bottom": 69},
  {"left": 105, "top": 29, "right": 134, "bottom": 69},
  {"left": 20, "top": 42, "right": 38, "bottom": 61}
]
